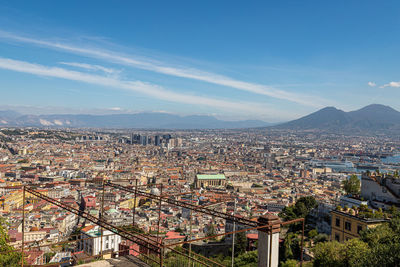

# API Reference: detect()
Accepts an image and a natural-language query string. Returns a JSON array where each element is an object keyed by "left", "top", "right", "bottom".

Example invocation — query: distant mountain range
[
  {"left": 273, "top": 104, "right": 400, "bottom": 133},
  {"left": 1, "top": 104, "right": 399, "bottom": 132},
  {"left": 0, "top": 111, "right": 272, "bottom": 129}
]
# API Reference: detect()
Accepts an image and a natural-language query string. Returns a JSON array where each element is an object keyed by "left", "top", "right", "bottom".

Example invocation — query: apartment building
[
  {"left": 330, "top": 210, "right": 387, "bottom": 242},
  {"left": 79, "top": 225, "right": 121, "bottom": 256}
]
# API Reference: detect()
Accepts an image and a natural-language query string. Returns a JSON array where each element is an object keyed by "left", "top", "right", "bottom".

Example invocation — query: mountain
[
  {"left": 274, "top": 104, "right": 400, "bottom": 133},
  {"left": 0, "top": 110, "right": 21, "bottom": 125},
  {"left": 0, "top": 112, "right": 271, "bottom": 129},
  {"left": 0, "top": 110, "right": 21, "bottom": 119}
]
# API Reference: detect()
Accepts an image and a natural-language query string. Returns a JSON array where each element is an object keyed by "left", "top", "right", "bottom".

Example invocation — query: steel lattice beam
[
  {"left": 25, "top": 188, "right": 161, "bottom": 254},
  {"left": 106, "top": 182, "right": 258, "bottom": 227}
]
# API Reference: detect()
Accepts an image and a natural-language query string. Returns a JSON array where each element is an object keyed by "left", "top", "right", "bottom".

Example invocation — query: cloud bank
[
  {"left": 59, "top": 62, "right": 119, "bottom": 75},
  {"left": 0, "top": 57, "right": 288, "bottom": 118},
  {"left": 0, "top": 31, "right": 328, "bottom": 108},
  {"left": 381, "top": 81, "right": 400, "bottom": 88}
]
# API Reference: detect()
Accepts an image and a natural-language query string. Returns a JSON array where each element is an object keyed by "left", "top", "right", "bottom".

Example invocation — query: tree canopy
[
  {"left": 342, "top": 175, "right": 361, "bottom": 196},
  {"left": 234, "top": 231, "right": 247, "bottom": 257},
  {"left": 313, "top": 239, "right": 370, "bottom": 267},
  {"left": 0, "top": 218, "right": 22, "bottom": 267},
  {"left": 279, "top": 196, "right": 317, "bottom": 221},
  {"left": 313, "top": 214, "right": 400, "bottom": 266}
]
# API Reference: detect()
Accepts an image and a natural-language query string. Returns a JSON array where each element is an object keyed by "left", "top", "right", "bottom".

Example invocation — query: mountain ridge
[
  {"left": 273, "top": 104, "right": 400, "bottom": 133},
  {"left": 1, "top": 104, "right": 399, "bottom": 132},
  {"left": 0, "top": 111, "right": 272, "bottom": 129}
]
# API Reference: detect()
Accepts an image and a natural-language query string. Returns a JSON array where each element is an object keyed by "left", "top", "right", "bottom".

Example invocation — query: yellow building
[
  {"left": 6, "top": 181, "right": 22, "bottom": 187},
  {"left": 1, "top": 190, "right": 23, "bottom": 212},
  {"left": 119, "top": 198, "right": 139, "bottom": 209},
  {"left": 26, "top": 189, "right": 49, "bottom": 204},
  {"left": 331, "top": 210, "right": 388, "bottom": 242},
  {"left": 0, "top": 189, "right": 49, "bottom": 212}
]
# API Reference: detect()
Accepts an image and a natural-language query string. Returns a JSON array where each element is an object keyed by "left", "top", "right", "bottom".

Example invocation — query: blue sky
[{"left": 0, "top": 1, "right": 399, "bottom": 122}]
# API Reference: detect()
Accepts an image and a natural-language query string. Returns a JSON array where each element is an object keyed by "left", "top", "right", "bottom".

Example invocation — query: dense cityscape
[
  {"left": 0, "top": 127, "right": 399, "bottom": 266},
  {"left": 1, "top": 1, "right": 400, "bottom": 266}
]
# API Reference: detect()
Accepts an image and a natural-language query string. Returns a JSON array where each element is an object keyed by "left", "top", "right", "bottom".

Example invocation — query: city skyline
[{"left": 1, "top": 1, "right": 400, "bottom": 121}]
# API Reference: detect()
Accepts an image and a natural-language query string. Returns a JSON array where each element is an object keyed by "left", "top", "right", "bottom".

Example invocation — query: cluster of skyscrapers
[{"left": 130, "top": 133, "right": 172, "bottom": 146}]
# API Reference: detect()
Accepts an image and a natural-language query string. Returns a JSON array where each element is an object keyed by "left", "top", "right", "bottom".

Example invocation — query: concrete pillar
[{"left": 258, "top": 214, "right": 281, "bottom": 267}]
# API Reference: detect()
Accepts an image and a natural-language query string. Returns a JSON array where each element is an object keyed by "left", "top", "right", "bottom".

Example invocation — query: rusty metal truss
[
  {"left": 25, "top": 187, "right": 161, "bottom": 255},
  {"left": 105, "top": 181, "right": 258, "bottom": 227}
]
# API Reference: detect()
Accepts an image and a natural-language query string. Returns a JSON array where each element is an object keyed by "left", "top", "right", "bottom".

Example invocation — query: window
[
  {"left": 345, "top": 221, "right": 352, "bottom": 231},
  {"left": 335, "top": 218, "right": 340, "bottom": 227},
  {"left": 335, "top": 233, "right": 340, "bottom": 241},
  {"left": 357, "top": 225, "right": 363, "bottom": 234}
]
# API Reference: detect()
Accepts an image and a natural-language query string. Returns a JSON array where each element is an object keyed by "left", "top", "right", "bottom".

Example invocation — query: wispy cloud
[
  {"left": 0, "top": 57, "right": 291, "bottom": 119},
  {"left": 380, "top": 81, "right": 400, "bottom": 88},
  {"left": 59, "top": 62, "right": 119, "bottom": 75},
  {"left": 368, "top": 81, "right": 376, "bottom": 87},
  {"left": 0, "top": 31, "right": 329, "bottom": 107},
  {"left": 108, "top": 107, "right": 123, "bottom": 111}
]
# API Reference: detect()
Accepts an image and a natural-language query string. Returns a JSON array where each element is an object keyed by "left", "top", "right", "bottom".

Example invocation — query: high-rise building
[
  {"left": 154, "top": 135, "right": 161, "bottom": 146},
  {"left": 130, "top": 134, "right": 140, "bottom": 144},
  {"left": 130, "top": 133, "right": 134, "bottom": 144},
  {"left": 163, "top": 134, "right": 171, "bottom": 141},
  {"left": 176, "top": 137, "right": 182, "bottom": 147},
  {"left": 140, "top": 135, "right": 148, "bottom": 145}
]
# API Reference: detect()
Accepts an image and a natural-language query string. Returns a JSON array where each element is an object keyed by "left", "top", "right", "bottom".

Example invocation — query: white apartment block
[{"left": 79, "top": 225, "right": 121, "bottom": 256}]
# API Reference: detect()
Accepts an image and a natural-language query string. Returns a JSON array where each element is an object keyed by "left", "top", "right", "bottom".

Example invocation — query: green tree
[
  {"left": 206, "top": 223, "right": 216, "bottom": 240},
  {"left": 280, "top": 232, "right": 301, "bottom": 263},
  {"left": 234, "top": 231, "right": 247, "bottom": 256},
  {"left": 279, "top": 196, "right": 317, "bottom": 221},
  {"left": 0, "top": 218, "right": 23, "bottom": 267},
  {"left": 359, "top": 223, "right": 393, "bottom": 247},
  {"left": 281, "top": 259, "right": 298, "bottom": 267},
  {"left": 308, "top": 229, "right": 318, "bottom": 239},
  {"left": 282, "top": 233, "right": 294, "bottom": 260},
  {"left": 313, "top": 239, "right": 370, "bottom": 267},
  {"left": 359, "top": 216, "right": 400, "bottom": 266},
  {"left": 313, "top": 233, "right": 329, "bottom": 244},
  {"left": 343, "top": 239, "right": 370, "bottom": 267},
  {"left": 279, "top": 205, "right": 297, "bottom": 221},
  {"left": 342, "top": 175, "right": 361, "bottom": 196},
  {"left": 313, "top": 217, "right": 400, "bottom": 267},
  {"left": 388, "top": 205, "right": 397, "bottom": 215},
  {"left": 313, "top": 241, "right": 345, "bottom": 267},
  {"left": 233, "top": 250, "right": 257, "bottom": 267}
]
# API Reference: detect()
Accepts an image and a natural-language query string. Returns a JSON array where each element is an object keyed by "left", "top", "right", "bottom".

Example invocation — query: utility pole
[
  {"left": 132, "top": 179, "right": 138, "bottom": 228},
  {"left": 188, "top": 193, "right": 193, "bottom": 267},
  {"left": 100, "top": 179, "right": 105, "bottom": 258},
  {"left": 157, "top": 184, "right": 163, "bottom": 240},
  {"left": 21, "top": 186, "right": 25, "bottom": 267},
  {"left": 231, "top": 198, "right": 236, "bottom": 267}
]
